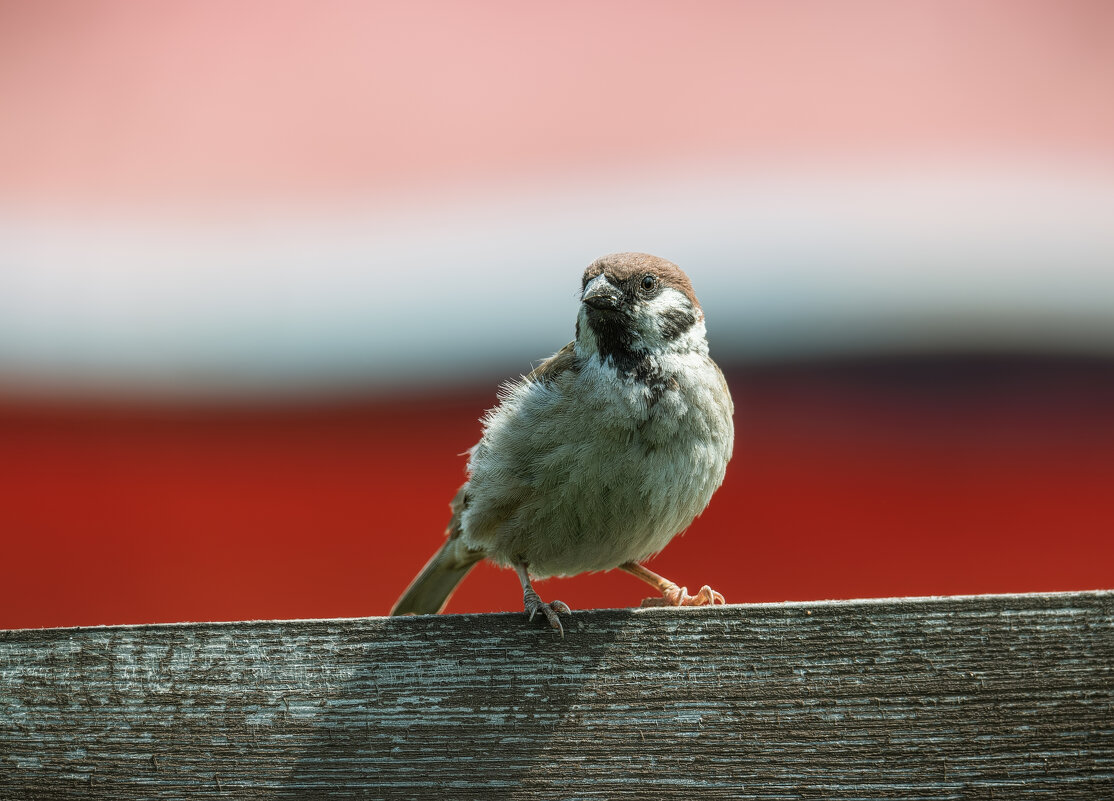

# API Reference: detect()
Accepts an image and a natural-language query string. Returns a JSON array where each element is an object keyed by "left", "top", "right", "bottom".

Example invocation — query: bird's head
[{"left": 576, "top": 252, "right": 706, "bottom": 366}]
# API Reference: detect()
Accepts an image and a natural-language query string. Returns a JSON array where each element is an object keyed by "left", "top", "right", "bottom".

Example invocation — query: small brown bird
[{"left": 391, "top": 253, "right": 734, "bottom": 634}]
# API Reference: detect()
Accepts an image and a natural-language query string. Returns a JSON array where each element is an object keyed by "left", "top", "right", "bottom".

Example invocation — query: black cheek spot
[{"left": 659, "top": 308, "right": 696, "bottom": 341}]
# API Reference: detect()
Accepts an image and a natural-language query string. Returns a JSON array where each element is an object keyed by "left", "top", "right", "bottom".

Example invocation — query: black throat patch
[
  {"left": 584, "top": 307, "right": 637, "bottom": 365},
  {"left": 585, "top": 309, "right": 678, "bottom": 404}
]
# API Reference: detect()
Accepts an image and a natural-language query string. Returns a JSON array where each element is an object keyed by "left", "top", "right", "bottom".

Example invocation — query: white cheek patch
[
  {"left": 640, "top": 287, "right": 703, "bottom": 351},
  {"left": 644, "top": 286, "right": 689, "bottom": 316},
  {"left": 574, "top": 305, "right": 599, "bottom": 355}
]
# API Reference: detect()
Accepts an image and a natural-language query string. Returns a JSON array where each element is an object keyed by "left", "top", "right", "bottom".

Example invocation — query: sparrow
[{"left": 390, "top": 252, "right": 734, "bottom": 634}]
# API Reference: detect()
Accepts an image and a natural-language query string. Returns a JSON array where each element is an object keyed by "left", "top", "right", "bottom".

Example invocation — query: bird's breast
[{"left": 460, "top": 355, "right": 733, "bottom": 577}]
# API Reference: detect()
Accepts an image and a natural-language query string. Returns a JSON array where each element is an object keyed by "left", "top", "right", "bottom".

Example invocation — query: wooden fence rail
[{"left": 2, "top": 591, "right": 1112, "bottom": 799}]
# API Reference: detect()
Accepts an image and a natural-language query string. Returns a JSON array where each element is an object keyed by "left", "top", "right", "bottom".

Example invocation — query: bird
[{"left": 390, "top": 252, "right": 734, "bottom": 634}]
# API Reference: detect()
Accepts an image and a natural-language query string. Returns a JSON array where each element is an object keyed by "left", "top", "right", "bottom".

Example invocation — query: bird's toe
[{"left": 523, "top": 590, "right": 571, "bottom": 636}]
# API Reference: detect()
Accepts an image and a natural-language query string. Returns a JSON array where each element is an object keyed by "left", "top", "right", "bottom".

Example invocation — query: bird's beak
[{"left": 582, "top": 274, "right": 623, "bottom": 311}]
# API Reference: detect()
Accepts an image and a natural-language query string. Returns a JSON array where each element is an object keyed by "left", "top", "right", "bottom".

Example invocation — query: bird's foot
[
  {"left": 640, "top": 583, "right": 725, "bottom": 608},
  {"left": 523, "top": 588, "right": 572, "bottom": 636}
]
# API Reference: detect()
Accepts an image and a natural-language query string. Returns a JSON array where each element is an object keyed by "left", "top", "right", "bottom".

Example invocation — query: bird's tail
[{"left": 390, "top": 537, "right": 483, "bottom": 616}]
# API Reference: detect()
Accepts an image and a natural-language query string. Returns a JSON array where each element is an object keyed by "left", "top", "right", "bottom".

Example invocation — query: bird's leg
[
  {"left": 514, "top": 562, "right": 572, "bottom": 636},
  {"left": 619, "top": 562, "right": 725, "bottom": 608}
]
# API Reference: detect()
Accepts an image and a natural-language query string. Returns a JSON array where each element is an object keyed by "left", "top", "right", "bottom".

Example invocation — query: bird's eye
[{"left": 640, "top": 274, "right": 657, "bottom": 292}]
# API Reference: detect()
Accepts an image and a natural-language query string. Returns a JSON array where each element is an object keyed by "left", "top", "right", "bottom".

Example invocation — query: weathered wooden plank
[{"left": 2, "top": 591, "right": 1112, "bottom": 799}]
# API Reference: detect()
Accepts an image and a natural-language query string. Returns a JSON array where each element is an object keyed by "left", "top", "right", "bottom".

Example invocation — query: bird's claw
[
  {"left": 641, "top": 583, "right": 725, "bottom": 608},
  {"left": 524, "top": 590, "right": 571, "bottom": 636}
]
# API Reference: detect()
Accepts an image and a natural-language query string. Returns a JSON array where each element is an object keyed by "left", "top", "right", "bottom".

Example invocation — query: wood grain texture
[{"left": 2, "top": 592, "right": 1112, "bottom": 799}]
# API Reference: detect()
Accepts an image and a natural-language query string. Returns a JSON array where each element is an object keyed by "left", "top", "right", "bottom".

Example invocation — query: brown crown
[{"left": 582, "top": 252, "right": 701, "bottom": 310}]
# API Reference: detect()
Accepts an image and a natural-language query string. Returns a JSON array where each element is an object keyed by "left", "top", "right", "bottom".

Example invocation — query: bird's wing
[{"left": 525, "top": 341, "right": 579, "bottom": 385}]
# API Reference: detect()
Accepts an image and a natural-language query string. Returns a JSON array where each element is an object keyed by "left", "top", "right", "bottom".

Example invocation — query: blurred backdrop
[{"left": 1, "top": 1, "right": 1112, "bottom": 629}]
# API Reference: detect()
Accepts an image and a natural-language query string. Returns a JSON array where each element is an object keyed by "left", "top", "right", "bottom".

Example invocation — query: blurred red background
[
  {"left": 1, "top": 2, "right": 1112, "bottom": 629},
  {"left": 4, "top": 356, "right": 1111, "bottom": 630}
]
